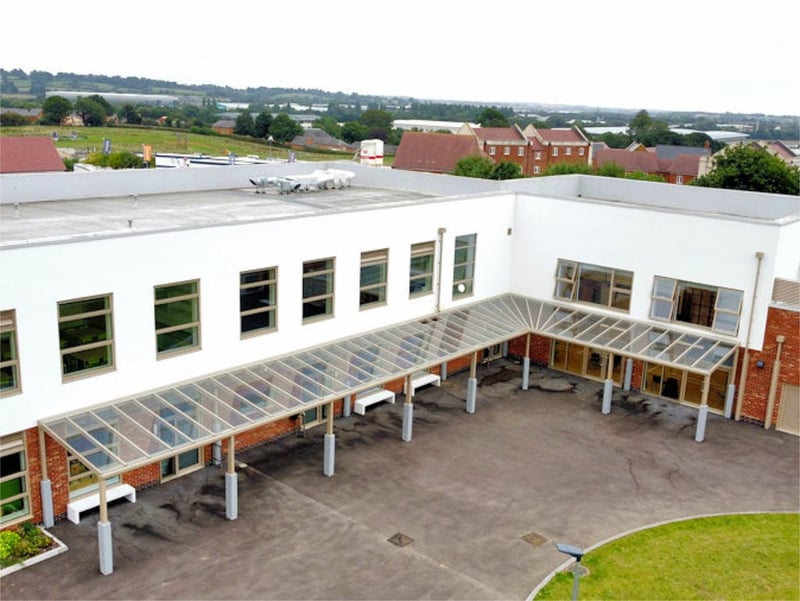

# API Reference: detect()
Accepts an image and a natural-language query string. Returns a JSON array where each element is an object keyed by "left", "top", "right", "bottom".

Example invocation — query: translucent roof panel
[{"left": 40, "top": 293, "right": 738, "bottom": 478}]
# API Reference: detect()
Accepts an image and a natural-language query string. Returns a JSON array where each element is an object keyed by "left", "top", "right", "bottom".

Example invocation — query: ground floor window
[
  {"left": 550, "top": 340, "right": 623, "bottom": 384},
  {"left": 0, "top": 435, "right": 30, "bottom": 524},
  {"left": 642, "top": 363, "right": 730, "bottom": 411},
  {"left": 67, "top": 453, "right": 120, "bottom": 499},
  {"left": 161, "top": 449, "right": 203, "bottom": 481}
]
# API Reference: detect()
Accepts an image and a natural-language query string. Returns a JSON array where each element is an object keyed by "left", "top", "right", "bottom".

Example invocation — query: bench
[
  {"left": 404, "top": 372, "right": 441, "bottom": 396},
  {"left": 67, "top": 483, "right": 137, "bottom": 524},
  {"left": 353, "top": 388, "right": 395, "bottom": 415}
]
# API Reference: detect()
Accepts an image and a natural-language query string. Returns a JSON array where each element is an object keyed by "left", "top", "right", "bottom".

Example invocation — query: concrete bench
[
  {"left": 67, "top": 483, "right": 136, "bottom": 524},
  {"left": 404, "top": 372, "right": 441, "bottom": 396},
  {"left": 353, "top": 389, "right": 395, "bottom": 415}
]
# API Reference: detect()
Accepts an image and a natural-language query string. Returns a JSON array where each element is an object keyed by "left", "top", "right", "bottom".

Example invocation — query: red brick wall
[{"left": 739, "top": 306, "right": 800, "bottom": 425}]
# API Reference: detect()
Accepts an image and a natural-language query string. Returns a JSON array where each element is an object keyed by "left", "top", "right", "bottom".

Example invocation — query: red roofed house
[
  {"left": 522, "top": 125, "right": 592, "bottom": 175},
  {"left": 392, "top": 131, "right": 485, "bottom": 174},
  {"left": 0, "top": 136, "right": 66, "bottom": 174},
  {"left": 594, "top": 144, "right": 708, "bottom": 185},
  {"left": 458, "top": 124, "right": 529, "bottom": 173}
]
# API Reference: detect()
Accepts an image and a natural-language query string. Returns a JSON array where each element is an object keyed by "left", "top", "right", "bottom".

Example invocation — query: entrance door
[{"left": 776, "top": 384, "right": 800, "bottom": 435}]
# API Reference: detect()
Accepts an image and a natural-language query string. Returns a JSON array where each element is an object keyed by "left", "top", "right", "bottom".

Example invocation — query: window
[
  {"left": 566, "top": 147, "right": 572, "bottom": 156},
  {"left": 579, "top": 147, "right": 585, "bottom": 156},
  {"left": 1, "top": 311, "right": 20, "bottom": 395},
  {"left": 453, "top": 234, "right": 477, "bottom": 298},
  {"left": 58, "top": 295, "right": 114, "bottom": 377},
  {"left": 518, "top": 147, "right": 525, "bottom": 157},
  {"left": 489, "top": 146, "right": 496, "bottom": 155},
  {"left": 240, "top": 268, "right": 277, "bottom": 336},
  {"left": 503, "top": 146, "right": 510, "bottom": 156},
  {"left": 650, "top": 277, "right": 744, "bottom": 334},
  {"left": 409, "top": 241, "right": 435, "bottom": 297},
  {"left": 534, "top": 151, "right": 542, "bottom": 160},
  {"left": 534, "top": 166, "right": 541, "bottom": 174},
  {"left": 360, "top": 249, "right": 388, "bottom": 308},
  {"left": 552, "top": 147, "right": 559, "bottom": 157},
  {"left": 303, "top": 258, "right": 334, "bottom": 321},
  {"left": 154, "top": 281, "right": 200, "bottom": 356},
  {"left": 1, "top": 435, "right": 30, "bottom": 524},
  {"left": 554, "top": 260, "right": 632, "bottom": 311},
  {"left": 676, "top": 175, "right": 684, "bottom": 185}
]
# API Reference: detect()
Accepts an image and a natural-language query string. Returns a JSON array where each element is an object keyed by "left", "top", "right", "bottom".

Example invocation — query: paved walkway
[{"left": 3, "top": 362, "right": 799, "bottom": 600}]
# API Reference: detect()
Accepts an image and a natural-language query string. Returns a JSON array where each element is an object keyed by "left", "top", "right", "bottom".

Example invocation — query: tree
[
  {"left": 119, "top": 104, "right": 142, "bottom": 125},
  {"left": 693, "top": 145, "right": 800, "bottom": 195},
  {"left": 85, "top": 94, "right": 114, "bottom": 117},
  {"left": 234, "top": 110, "right": 255, "bottom": 136},
  {"left": 74, "top": 97, "right": 107, "bottom": 126},
  {"left": 41, "top": 95, "right": 72, "bottom": 125},
  {"left": 341, "top": 121, "right": 369, "bottom": 144},
  {"left": 629, "top": 109, "right": 653, "bottom": 139},
  {"left": 489, "top": 161, "right": 523, "bottom": 180},
  {"left": 476, "top": 107, "right": 509, "bottom": 128},
  {"left": 268, "top": 113, "right": 303, "bottom": 143},
  {"left": 314, "top": 115, "right": 342, "bottom": 140},
  {"left": 254, "top": 111, "right": 273, "bottom": 139},
  {"left": 454, "top": 155, "right": 495, "bottom": 178}
]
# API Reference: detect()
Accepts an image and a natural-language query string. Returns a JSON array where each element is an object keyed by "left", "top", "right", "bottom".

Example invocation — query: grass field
[
  {"left": 0, "top": 125, "right": 358, "bottom": 163},
  {"left": 534, "top": 513, "right": 800, "bottom": 600}
]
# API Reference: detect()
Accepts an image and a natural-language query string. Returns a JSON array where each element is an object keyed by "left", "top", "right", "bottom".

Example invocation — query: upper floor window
[
  {"left": 409, "top": 241, "right": 435, "bottom": 297},
  {"left": 360, "top": 249, "right": 388, "bottom": 308},
  {"left": 0, "top": 435, "right": 30, "bottom": 524},
  {"left": 303, "top": 258, "right": 334, "bottom": 321},
  {"left": 552, "top": 147, "right": 559, "bottom": 157},
  {"left": 650, "top": 277, "right": 743, "bottom": 335},
  {"left": 566, "top": 147, "right": 572, "bottom": 156},
  {"left": 154, "top": 281, "right": 200, "bottom": 356},
  {"left": 453, "top": 234, "right": 477, "bottom": 298},
  {"left": 489, "top": 146, "right": 496, "bottom": 155},
  {"left": 503, "top": 146, "right": 510, "bottom": 156},
  {"left": 58, "top": 295, "right": 114, "bottom": 377},
  {"left": 518, "top": 147, "right": 525, "bottom": 157},
  {"left": 240, "top": 267, "right": 277, "bottom": 336},
  {"left": 555, "top": 260, "right": 632, "bottom": 311},
  {"left": 579, "top": 147, "right": 585, "bottom": 156},
  {"left": 0, "top": 310, "right": 20, "bottom": 396},
  {"left": 534, "top": 151, "right": 542, "bottom": 161}
]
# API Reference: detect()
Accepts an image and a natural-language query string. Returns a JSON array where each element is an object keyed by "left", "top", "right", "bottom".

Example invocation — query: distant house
[
  {"left": 594, "top": 144, "right": 709, "bottom": 185},
  {"left": 459, "top": 124, "right": 529, "bottom": 173},
  {"left": 212, "top": 120, "right": 235, "bottom": 136},
  {"left": 289, "top": 128, "right": 354, "bottom": 153},
  {"left": 392, "top": 131, "right": 484, "bottom": 174},
  {"left": 0, "top": 136, "right": 66, "bottom": 174}
]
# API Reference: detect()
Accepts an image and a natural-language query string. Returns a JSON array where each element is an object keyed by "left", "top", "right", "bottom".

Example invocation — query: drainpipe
[
  {"left": 734, "top": 251, "right": 765, "bottom": 421},
  {"left": 435, "top": 227, "right": 446, "bottom": 313},
  {"left": 764, "top": 335, "right": 785, "bottom": 429}
]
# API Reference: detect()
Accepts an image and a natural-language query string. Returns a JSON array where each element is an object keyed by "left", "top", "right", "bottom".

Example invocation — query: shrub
[{"left": 0, "top": 523, "right": 54, "bottom": 568}]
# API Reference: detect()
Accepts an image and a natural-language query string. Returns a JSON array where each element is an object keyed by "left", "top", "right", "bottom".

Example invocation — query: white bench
[
  {"left": 353, "top": 389, "right": 395, "bottom": 415},
  {"left": 404, "top": 372, "right": 442, "bottom": 396},
  {"left": 67, "top": 483, "right": 137, "bottom": 524}
]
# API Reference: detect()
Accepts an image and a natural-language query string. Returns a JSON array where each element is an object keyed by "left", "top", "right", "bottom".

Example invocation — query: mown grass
[
  {"left": 0, "top": 125, "right": 357, "bottom": 163},
  {"left": 535, "top": 513, "right": 800, "bottom": 600}
]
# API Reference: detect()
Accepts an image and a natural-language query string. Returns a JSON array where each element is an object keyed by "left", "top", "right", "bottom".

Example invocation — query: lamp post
[
  {"left": 555, "top": 542, "right": 585, "bottom": 601},
  {"left": 267, "top": 135, "right": 273, "bottom": 159}
]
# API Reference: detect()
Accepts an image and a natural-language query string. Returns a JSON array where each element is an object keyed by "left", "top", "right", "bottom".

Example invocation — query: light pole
[
  {"left": 555, "top": 542, "right": 585, "bottom": 601},
  {"left": 267, "top": 135, "right": 273, "bottom": 160}
]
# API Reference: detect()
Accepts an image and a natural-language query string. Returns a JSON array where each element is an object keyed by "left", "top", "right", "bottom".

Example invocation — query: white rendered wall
[{"left": 1, "top": 194, "right": 515, "bottom": 433}]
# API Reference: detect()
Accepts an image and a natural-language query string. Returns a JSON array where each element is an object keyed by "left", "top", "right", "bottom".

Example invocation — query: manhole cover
[
  {"left": 388, "top": 532, "right": 414, "bottom": 547},
  {"left": 521, "top": 531, "right": 547, "bottom": 546}
]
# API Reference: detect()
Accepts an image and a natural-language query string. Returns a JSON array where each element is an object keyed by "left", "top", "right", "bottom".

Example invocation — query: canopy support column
[
  {"left": 695, "top": 376, "right": 710, "bottom": 443},
  {"left": 440, "top": 360, "right": 448, "bottom": 381},
  {"left": 38, "top": 428, "right": 54, "bottom": 528},
  {"left": 601, "top": 354, "right": 614, "bottom": 415},
  {"left": 324, "top": 402, "right": 335, "bottom": 476},
  {"left": 97, "top": 478, "right": 113, "bottom": 575},
  {"left": 403, "top": 375, "right": 414, "bottom": 442},
  {"left": 623, "top": 358, "right": 633, "bottom": 392},
  {"left": 343, "top": 394, "right": 352, "bottom": 418},
  {"left": 225, "top": 437, "right": 238, "bottom": 520},
  {"left": 724, "top": 384, "right": 736, "bottom": 418},
  {"left": 521, "top": 334, "right": 531, "bottom": 391},
  {"left": 466, "top": 352, "right": 478, "bottom": 414}
]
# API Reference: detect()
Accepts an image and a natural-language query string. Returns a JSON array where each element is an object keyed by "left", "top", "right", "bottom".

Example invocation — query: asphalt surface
[{"left": 3, "top": 361, "right": 798, "bottom": 600}]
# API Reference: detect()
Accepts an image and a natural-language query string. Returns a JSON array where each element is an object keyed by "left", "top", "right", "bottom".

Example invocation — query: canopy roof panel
[{"left": 41, "top": 294, "right": 737, "bottom": 478}]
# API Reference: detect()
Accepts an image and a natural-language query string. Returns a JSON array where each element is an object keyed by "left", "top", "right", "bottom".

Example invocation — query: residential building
[{"left": 0, "top": 136, "right": 65, "bottom": 174}]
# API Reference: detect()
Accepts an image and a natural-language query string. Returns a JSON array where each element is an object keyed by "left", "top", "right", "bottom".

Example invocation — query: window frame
[
  {"left": 409, "top": 241, "right": 435, "bottom": 298},
  {"left": 517, "top": 147, "right": 525, "bottom": 157},
  {"left": 579, "top": 147, "right": 585, "bottom": 156},
  {"left": 453, "top": 234, "right": 477, "bottom": 299},
  {"left": 240, "top": 267, "right": 277, "bottom": 337},
  {"left": 554, "top": 259, "right": 633, "bottom": 311},
  {"left": 649, "top": 276, "right": 744, "bottom": 335},
  {"left": 58, "top": 294, "right": 115, "bottom": 380},
  {"left": 302, "top": 258, "right": 335, "bottom": 322},
  {"left": 0, "top": 435, "right": 31, "bottom": 525},
  {"left": 154, "top": 280, "right": 201, "bottom": 357},
  {"left": 489, "top": 146, "right": 496, "bottom": 156},
  {"left": 534, "top": 151, "right": 542, "bottom": 161},
  {"left": 552, "top": 147, "right": 559, "bottom": 157},
  {"left": 566, "top": 147, "right": 572, "bottom": 156},
  {"left": 0, "top": 310, "right": 21, "bottom": 396},
  {"left": 359, "top": 248, "right": 389, "bottom": 309}
]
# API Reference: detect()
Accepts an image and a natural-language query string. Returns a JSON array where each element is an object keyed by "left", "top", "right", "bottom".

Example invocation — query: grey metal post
[
  {"left": 402, "top": 403, "right": 414, "bottom": 442},
  {"left": 623, "top": 358, "right": 633, "bottom": 391},
  {"left": 466, "top": 378, "right": 477, "bottom": 414},
  {"left": 440, "top": 361, "right": 448, "bottom": 381},
  {"left": 323, "top": 433, "right": 335, "bottom": 476},
  {"left": 225, "top": 437, "right": 238, "bottom": 520},
  {"left": 571, "top": 559, "right": 581, "bottom": 601},
  {"left": 695, "top": 404, "right": 709, "bottom": 443},
  {"left": 724, "top": 384, "right": 736, "bottom": 418},
  {"left": 602, "top": 379, "right": 613, "bottom": 414},
  {"left": 522, "top": 357, "right": 530, "bottom": 390},
  {"left": 212, "top": 441, "right": 222, "bottom": 466},
  {"left": 40, "top": 479, "right": 54, "bottom": 528},
  {"left": 343, "top": 394, "right": 352, "bottom": 417},
  {"left": 97, "top": 520, "right": 113, "bottom": 575}
]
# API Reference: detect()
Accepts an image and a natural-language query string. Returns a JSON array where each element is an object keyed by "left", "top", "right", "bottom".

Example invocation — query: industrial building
[{"left": 1, "top": 163, "right": 798, "bottom": 574}]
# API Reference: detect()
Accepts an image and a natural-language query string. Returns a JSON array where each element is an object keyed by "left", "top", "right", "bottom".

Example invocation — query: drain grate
[
  {"left": 521, "top": 531, "right": 547, "bottom": 546},
  {"left": 388, "top": 532, "right": 414, "bottom": 547}
]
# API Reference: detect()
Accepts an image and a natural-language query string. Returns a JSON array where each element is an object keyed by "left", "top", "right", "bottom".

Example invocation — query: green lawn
[{"left": 535, "top": 513, "right": 800, "bottom": 600}]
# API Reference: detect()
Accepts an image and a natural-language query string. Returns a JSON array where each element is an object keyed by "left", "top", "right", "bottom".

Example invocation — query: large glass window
[
  {"left": 453, "top": 234, "right": 476, "bottom": 298},
  {"left": 58, "top": 295, "right": 114, "bottom": 377},
  {"left": 240, "top": 268, "right": 277, "bottom": 336},
  {"left": 302, "top": 258, "right": 334, "bottom": 321},
  {"left": 1, "top": 435, "right": 30, "bottom": 524},
  {"left": 409, "top": 241, "right": 435, "bottom": 297},
  {"left": 554, "top": 260, "right": 632, "bottom": 311},
  {"left": 650, "top": 277, "right": 743, "bottom": 335},
  {"left": 0, "top": 310, "right": 20, "bottom": 395},
  {"left": 155, "top": 280, "right": 200, "bottom": 356},
  {"left": 360, "top": 249, "right": 388, "bottom": 308}
]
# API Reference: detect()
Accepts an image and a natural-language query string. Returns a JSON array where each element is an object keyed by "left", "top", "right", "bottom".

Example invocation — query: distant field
[{"left": 0, "top": 125, "right": 361, "bottom": 163}]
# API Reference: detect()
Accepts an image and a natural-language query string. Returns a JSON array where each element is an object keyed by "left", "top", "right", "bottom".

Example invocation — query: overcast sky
[{"left": 3, "top": 0, "right": 797, "bottom": 117}]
